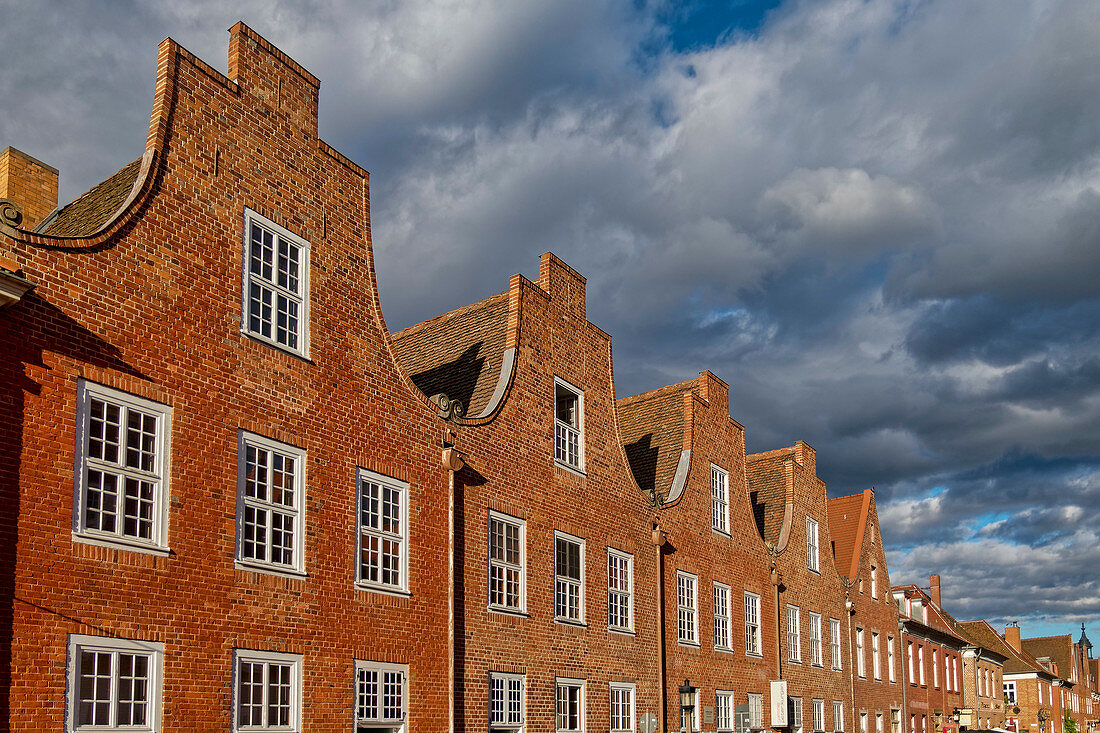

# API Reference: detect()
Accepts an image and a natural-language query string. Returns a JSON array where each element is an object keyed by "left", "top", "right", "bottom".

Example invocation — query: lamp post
[{"left": 679, "top": 680, "right": 697, "bottom": 733}]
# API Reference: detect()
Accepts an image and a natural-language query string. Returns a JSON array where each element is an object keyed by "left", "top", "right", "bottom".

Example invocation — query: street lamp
[{"left": 679, "top": 680, "right": 697, "bottom": 733}]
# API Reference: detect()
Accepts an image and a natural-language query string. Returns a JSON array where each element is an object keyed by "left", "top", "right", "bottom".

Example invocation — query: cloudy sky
[{"left": 4, "top": 0, "right": 1099, "bottom": 641}]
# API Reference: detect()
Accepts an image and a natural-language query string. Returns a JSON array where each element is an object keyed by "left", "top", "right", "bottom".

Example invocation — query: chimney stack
[
  {"left": 930, "top": 574, "right": 941, "bottom": 607},
  {"left": 0, "top": 147, "right": 59, "bottom": 230},
  {"left": 1005, "top": 624, "right": 1022, "bottom": 652}
]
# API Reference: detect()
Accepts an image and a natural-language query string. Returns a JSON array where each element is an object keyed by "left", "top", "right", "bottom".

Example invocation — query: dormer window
[{"left": 554, "top": 378, "right": 583, "bottom": 470}]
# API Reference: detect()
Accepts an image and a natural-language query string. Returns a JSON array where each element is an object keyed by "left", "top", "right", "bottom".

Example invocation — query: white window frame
[
  {"left": 717, "top": 691, "right": 736, "bottom": 733},
  {"left": 745, "top": 592, "right": 762, "bottom": 656},
  {"left": 1004, "top": 681, "right": 1017, "bottom": 704},
  {"left": 66, "top": 634, "right": 164, "bottom": 733},
  {"left": 748, "top": 693, "right": 764, "bottom": 730},
  {"left": 356, "top": 469, "right": 409, "bottom": 594},
  {"left": 860, "top": 712, "right": 868, "bottom": 733},
  {"left": 856, "top": 628, "right": 865, "bottom": 678},
  {"left": 609, "top": 682, "right": 635, "bottom": 733},
  {"left": 73, "top": 380, "right": 172, "bottom": 554},
  {"left": 607, "top": 548, "right": 634, "bottom": 633},
  {"left": 833, "top": 701, "right": 844, "bottom": 733},
  {"left": 872, "top": 632, "right": 881, "bottom": 680},
  {"left": 242, "top": 208, "right": 310, "bottom": 357},
  {"left": 232, "top": 649, "right": 302, "bottom": 732},
  {"left": 711, "top": 464, "right": 730, "bottom": 533},
  {"left": 681, "top": 689, "right": 700, "bottom": 733},
  {"left": 235, "top": 431, "right": 306, "bottom": 576},
  {"left": 830, "top": 619, "right": 842, "bottom": 670},
  {"left": 908, "top": 642, "right": 915, "bottom": 685},
  {"left": 787, "top": 605, "right": 802, "bottom": 662},
  {"left": 809, "top": 612, "right": 823, "bottom": 667},
  {"left": 488, "top": 510, "right": 526, "bottom": 614},
  {"left": 933, "top": 649, "right": 939, "bottom": 688},
  {"left": 555, "top": 678, "right": 586, "bottom": 733},
  {"left": 714, "top": 582, "right": 732, "bottom": 650},
  {"left": 918, "top": 645, "right": 925, "bottom": 686},
  {"left": 554, "top": 376, "right": 584, "bottom": 471},
  {"left": 789, "top": 697, "right": 804, "bottom": 733},
  {"left": 812, "top": 699, "right": 825, "bottom": 732},
  {"left": 677, "top": 571, "right": 699, "bottom": 645},
  {"left": 806, "top": 517, "right": 820, "bottom": 571},
  {"left": 888, "top": 636, "right": 896, "bottom": 682},
  {"left": 554, "top": 531, "right": 586, "bottom": 624},
  {"left": 355, "top": 661, "right": 408, "bottom": 732},
  {"left": 489, "top": 672, "right": 525, "bottom": 732},
  {"left": 870, "top": 565, "right": 878, "bottom": 598}
]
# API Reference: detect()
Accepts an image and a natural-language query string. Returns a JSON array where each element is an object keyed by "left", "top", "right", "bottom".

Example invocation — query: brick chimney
[
  {"left": 0, "top": 147, "right": 59, "bottom": 229},
  {"left": 1005, "top": 624, "right": 1022, "bottom": 652},
  {"left": 930, "top": 574, "right": 941, "bottom": 607}
]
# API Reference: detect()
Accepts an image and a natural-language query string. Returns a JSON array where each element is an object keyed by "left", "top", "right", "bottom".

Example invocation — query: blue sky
[{"left": 2, "top": 0, "right": 1099, "bottom": 643}]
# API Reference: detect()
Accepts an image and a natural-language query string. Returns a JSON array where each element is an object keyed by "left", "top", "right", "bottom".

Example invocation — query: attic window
[{"left": 554, "top": 378, "right": 583, "bottom": 470}]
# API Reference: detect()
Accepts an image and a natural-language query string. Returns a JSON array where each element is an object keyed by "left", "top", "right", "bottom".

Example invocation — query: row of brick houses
[{"left": 0, "top": 23, "right": 1097, "bottom": 733}]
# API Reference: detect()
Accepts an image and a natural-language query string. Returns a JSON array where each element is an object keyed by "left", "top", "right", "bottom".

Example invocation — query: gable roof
[
  {"left": 42, "top": 159, "right": 141, "bottom": 236},
  {"left": 617, "top": 379, "right": 695, "bottom": 502},
  {"left": 390, "top": 291, "right": 511, "bottom": 419},
  {"left": 957, "top": 621, "right": 1052, "bottom": 676},
  {"left": 746, "top": 447, "right": 795, "bottom": 545},
  {"left": 827, "top": 490, "right": 869, "bottom": 580},
  {"left": 1022, "top": 635, "right": 1075, "bottom": 682}
]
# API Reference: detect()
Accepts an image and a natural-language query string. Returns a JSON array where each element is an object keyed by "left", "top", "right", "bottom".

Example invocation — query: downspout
[
  {"left": 442, "top": 441, "right": 466, "bottom": 733},
  {"left": 654, "top": 524, "right": 669, "bottom": 733},
  {"left": 771, "top": 550, "right": 783, "bottom": 682},
  {"left": 847, "top": 590, "right": 856, "bottom": 730},
  {"left": 900, "top": 618, "right": 909, "bottom": 733}
]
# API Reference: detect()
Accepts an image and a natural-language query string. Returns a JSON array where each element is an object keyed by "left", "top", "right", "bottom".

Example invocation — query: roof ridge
[
  {"left": 1023, "top": 634, "right": 1071, "bottom": 641},
  {"left": 617, "top": 378, "right": 699, "bottom": 407},
  {"left": 390, "top": 290, "right": 508, "bottom": 341}
]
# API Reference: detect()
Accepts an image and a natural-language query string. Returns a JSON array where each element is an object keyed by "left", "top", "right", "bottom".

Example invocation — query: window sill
[
  {"left": 789, "top": 659, "right": 803, "bottom": 665},
  {"left": 712, "top": 527, "right": 731, "bottom": 538},
  {"left": 678, "top": 639, "right": 701, "bottom": 649},
  {"left": 235, "top": 560, "right": 308, "bottom": 579},
  {"left": 72, "top": 532, "right": 170, "bottom": 557},
  {"left": 553, "top": 459, "right": 587, "bottom": 478},
  {"left": 746, "top": 651, "right": 764, "bottom": 659},
  {"left": 715, "top": 646, "right": 735, "bottom": 655},
  {"left": 811, "top": 663, "right": 825, "bottom": 669},
  {"left": 808, "top": 568, "right": 821, "bottom": 575},
  {"left": 488, "top": 606, "right": 530, "bottom": 618},
  {"left": 609, "top": 627, "right": 636, "bottom": 637},
  {"left": 554, "top": 618, "right": 588, "bottom": 628},
  {"left": 355, "top": 583, "right": 411, "bottom": 598},
  {"left": 241, "top": 329, "right": 312, "bottom": 362}
]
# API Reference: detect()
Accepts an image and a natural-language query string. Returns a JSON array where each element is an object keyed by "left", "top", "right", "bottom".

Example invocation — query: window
[
  {"left": 872, "top": 633, "right": 881, "bottom": 680},
  {"left": 556, "top": 679, "right": 585, "bottom": 733},
  {"left": 870, "top": 566, "right": 878, "bottom": 598},
  {"left": 745, "top": 593, "right": 762, "bottom": 655},
  {"left": 714, "top": 582, "right": 732, "bottom": 650},
  {"left": 355, "top": 661, "right": 407, "bottom": 732},
  {"left": 236, "top": 432, "right": 305, "bottom": 575},
  {"left": 74, "top": 381, "right": 171, "bottom": 552},
  {"left": 809, "top": 613, "right": 823, "bottom": 666},
  {"left": 833, "top": 701, "right": 844, "bottom": 733},
  {"left": 712, "top": 465, "right": 729, "bottom": 533},
  {"left": 717, "top": 692, "right": 736, "bottom": 733},
  {"left": 918, "top": 645, "right": 925, "bottom": 685},
  {"left": 813, "top": 700, "right": 826, "bottom": 732},
  {"left": 860, "top": 712, "right": 868, "bottom": 733},
  {"left": 243, "top": 208, "right": 309, "bottom": 356},
  {"left": 1004, "top": 681, "right": 1017, "bottom": 704},
  {"left": 888, "top": 636, "right": 896, "bottom": 682},
  {"left": 748, "top": 693, "right": 764, "bottom": 730},
  {"left": 356, "top": 470, "right": 408, "bottom": 593},
  {"left": 488, "top": 511, "right": 525, "bottom": 613},
  {"left": 787, "top": 605, "right": 802, "bottom": 662},
  {"left": 789, "top": 697, "right": 804, "bottom": 733},
  {"left": 856, "top": 628, "right": 865, "bottom": 678},
  {"left": 555, "top": 532, "right": 585, "bottom": 623},
  {"left": 830, "top": 619, "right": 842, "bottom": 669},
  {"left": 806, "top": 517, "right": 819, "bottom": 571},
  {"left": 680, "top": 689, "right": 700, "bottom": 733},
  {"left": 933, "top": 650, "right": 939, "bottom": 688},
  {"left": 907, "top": 642, "right": 915, "bottom": 684},
  {"left": 607, "top": 548, "right": 633, "bottom": 632},
  {"left": 489, "top": 673, "right": 525, "bottom": 732},
  {"left": 677, "top": 571, "right": 698, "bottom": 644},
  {"left": 891, "top": 709, "right": 900, "bottom": 733},
  {"left": 66, "top": 634, "right": 163, "bottom": 732},
  {"left": 876, "top": 713, "right": 883, "bottom": 733},
  {"left": 554, "top": 378, "right": 583, "bottom": 469},
  {"left": 609, "top": 683, "right": 634, "bottom": 733},
  {"left": 233, "top": 649, "right": 301, "bottom": 732}
]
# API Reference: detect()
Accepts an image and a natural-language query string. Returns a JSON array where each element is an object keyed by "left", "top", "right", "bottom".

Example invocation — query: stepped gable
[
  {"left": 827, "top": 490, "right": 867, "bottom": 578},
  {"left": 42, "top": 158, "right": 141, "bottom": 236},
  {"left": 617, "top": 378, "right": 696, "bottom": 502},
  {"left": 390, "top": 291, "right": 510, "bottom": 418}
]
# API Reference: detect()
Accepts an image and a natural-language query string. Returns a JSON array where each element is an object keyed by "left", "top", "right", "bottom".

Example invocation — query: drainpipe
[
  {"left": 900, "top": 618, "right": 909, "bottom": 733},
  {"left": 653, "top": 524, "right": 669, "bottom": 733},
  {"left": 442, "top": 442, "right": 466, "bottom": 733},
  {"left": 847, "top": 592, "right": 856, "bottom": 730},
  {"left": 772, "top": 559, "right": 783, "bottom": 681}
]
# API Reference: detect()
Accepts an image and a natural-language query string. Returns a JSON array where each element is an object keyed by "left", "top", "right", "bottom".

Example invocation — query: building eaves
[{"left": 40, "top": 159, "right": 141, "bottom": 236}]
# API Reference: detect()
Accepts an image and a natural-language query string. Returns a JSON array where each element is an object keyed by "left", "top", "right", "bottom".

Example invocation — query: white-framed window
[
  {"left": 355, "top": 661, "right": 407, "bottom": 732},
  {"left": 66, "top": 634, "right": 163, "bottom": 732},
  {"left": 833, "top": 701, "right": 844, "bottom": 733},
  {"left": 489, "top": 672, "right": 525, "bottom": 732},
  {"left": 242, "top": 208, "right": 309, "bottom": 356},
  {"left": 745, "top": 592, "right": 762, "bottom": 655},
  {"left": 870, "top": 565, "right": 878, "bottom": 598},
  {"left": 891, "top": 708, "right": 900, "bottom": 733},
  {"left": 806, "top": 517, "right": 819, "bottom": 571},
  {"left": 789, "top": 697, "right": 804, "bottom": 733},
  {"left": 748, "top": 693, "right": 764, "bottom": 730},
  {"left": 1004, "top": 681, "right": 1017, "bottom": 704},
  {"left": 680, "top": 689, "right": 700, "bottom": 733},
  {"left": 809, "top": 612, "right": 823, "bottom": 666},
  {"left": 73, "top": 381, "right": 171, "bottom": 552},
  {"left": 907, "top": 642, "right": 915, "bottom": 684},
  {"left": 918, "top": 645, "right": 925, "bottom": 686},
  {"left": 488, "top": 511, "right": 525, "bottom": 613},
  {"left": 233, "top": 649, "right": 302, "bottom": 732},
  {"left": 787, "top": 605, "right": 802, "bottom": 662},
  {"left": 932, "top": 649, "right": 939, "bottom": 688},
  {"left": 555, "top": 531, "right": 585, "bottom": 623},
  {"left": 888, "top": 636, "right": 896, "bottom": 682},
  {"left": 607, "top": 548, "right": 634, "bottom": 632},
  {"left": 856, "top": 628, "right": 865, "bottom": 677},
  {"left": 813, "top": 699, "right": 825, "bottom": 732},
  {"left": 860, "top": 712, "right": 868, "bottom": 733},
  {"left": 711, "top": 465, "right": 729, "bottom": 533},
  {"left": 356, "top": 469, "right": 408, "bottom": 594},
  {"left": 236, "top": 431, "right": 305, "bottom": 575},
  {"left": 714, "top": 582, "right": 732, "bottom": 650},
  {"left": 717, "top": 691, "right": 736, "bottom": 733},
  {"left": 830, "top": 619, "right": 842, "bottom": 669},
  {"left": 556, "top": 678, "right": 585, "bottom": 733},
  {"left": 609, "top": 683, "right": 635, "bottom": 733},
  {"left": 554, "top": 377, "right": 583, "bottom": 470},
  {"left": 677, "top": 571, "right": 699, "bottom": 645},
  {"left": 872, "top": 633, "right": 881, "bottom": 680}
]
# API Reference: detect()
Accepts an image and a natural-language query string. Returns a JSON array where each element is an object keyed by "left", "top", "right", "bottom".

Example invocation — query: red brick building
[
  {"left": 1022, "top": 632, "right": 1094, "bottom": 733},
  {"left": 945, "top": 618, "right": 1008, "bottom": 730}
]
